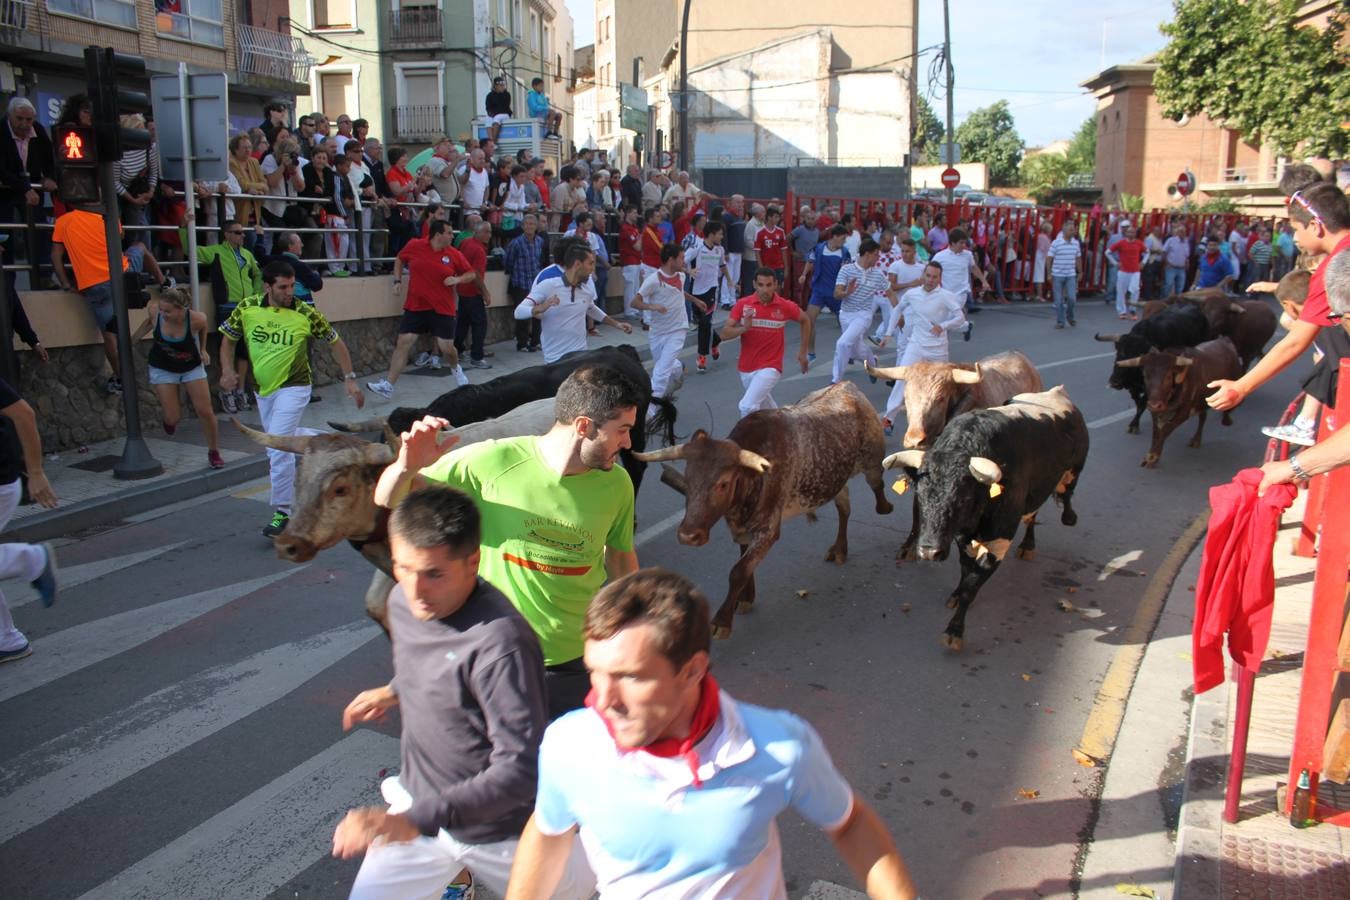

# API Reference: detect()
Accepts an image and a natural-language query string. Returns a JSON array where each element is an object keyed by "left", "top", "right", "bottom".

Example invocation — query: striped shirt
[
  {"left": 835, "top": 262, "right": 889, "bottom": 314},
  {"left": 1047, "top": 237, "right": 1081, "bottom": 278},
  {"left": 1247, "top": 239, "right": 1271, "bottom": 266}
]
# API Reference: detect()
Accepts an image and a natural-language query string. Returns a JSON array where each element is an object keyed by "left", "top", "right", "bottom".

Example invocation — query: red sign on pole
[
  {"left": 1176, "top": 170, "right": 1196, "bottom": 197},
  {"left": 940, "top": 167, "right": 961, "bottom": 188}
]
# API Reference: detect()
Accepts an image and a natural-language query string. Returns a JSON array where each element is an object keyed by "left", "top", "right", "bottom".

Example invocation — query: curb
[
  {"left": 0, "top": 455, "right": 270, "bottom": 543},
  {"left": 1174, "top": 663, "right": 1227, "bottom": 896}
]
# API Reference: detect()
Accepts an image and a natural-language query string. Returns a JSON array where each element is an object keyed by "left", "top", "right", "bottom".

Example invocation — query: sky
[{"left": 562, "top": 0, "right": 1177, "bottom": 147}]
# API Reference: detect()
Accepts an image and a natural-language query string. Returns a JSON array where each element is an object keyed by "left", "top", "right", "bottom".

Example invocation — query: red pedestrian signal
[{"left": 54, "top": 124, "right": 98, "bottom": 166}]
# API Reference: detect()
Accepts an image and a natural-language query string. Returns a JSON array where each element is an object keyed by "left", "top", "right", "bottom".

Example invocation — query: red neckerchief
[
  {"left": 586, "top": 675, "right": 721, "bottom": 788},
  {"left": 1205, "top": 251, "right": 1221, "bottom": 264}
]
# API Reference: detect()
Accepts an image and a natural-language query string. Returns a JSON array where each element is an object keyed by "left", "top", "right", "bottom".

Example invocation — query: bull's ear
[
  {"left": 968, "top": 456, "right": 1003, "bottom": 486},
  {"left": 382, "top": 425, "right": 403, "bottom": 458},
  {"left": 691, "top": 429, "right": 709, "bottom": 442},
  {"left": 883, "top": 449, "right": 925, "bottom": 471}
]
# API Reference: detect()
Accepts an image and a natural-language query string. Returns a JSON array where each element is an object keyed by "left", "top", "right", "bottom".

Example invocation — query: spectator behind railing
[
  {"left": 300, "top": 146, "right": 337, "bottom": 264},
  {"left": 421, "top": 136, "right": 461, "bottom": 212},
  {"left": 384, "top": 147, "right": 417, "bottom": 255},
  {"left": 229, "top": 134, "right": 268, "bottom": 255},
  {"left": 364, "top": 138, "right": 393, "bottom": 268},
  {"left": 342, "top": 141, "right": 377, "bottom": 275},
  {"left": 115, "top": 113, "right": 159, "bottom": 248},
  {"left": 0, "top": 97, "right": 56, "bottom": 284},
  {"left": 261, "top": 137, "right": 308, "bottom": 240}
]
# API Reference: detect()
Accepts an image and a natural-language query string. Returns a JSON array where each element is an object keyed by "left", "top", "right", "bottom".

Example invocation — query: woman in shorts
[{"left": 134, "top": 286, "right": 224, "bottom": 469}]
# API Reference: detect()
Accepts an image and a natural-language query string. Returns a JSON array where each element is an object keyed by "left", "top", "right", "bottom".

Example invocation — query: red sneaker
[
  {"left": 697, "top": 355, "right": 708, "bottom": 373},
  {"left": 207, "top": 450, "right": 225, "bottom": 469}
]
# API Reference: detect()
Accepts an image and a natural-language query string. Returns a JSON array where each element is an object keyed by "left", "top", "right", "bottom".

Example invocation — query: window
[
  {"left": 529, "top": 12, "right": 538, "bottom": 52},
  {"left": 513, "top": 0, "right": 522, "bottom": 37},
  {"left": 48, "top": 0, "right": 136, "bottom": 29},
  {"left": 313, "top": 0, "right": 353, "bottom": 30},
  {"left": 604, "top": 16, "right": 611, "bottom": 41},
  {"left": 156, "top": 0, "right": 224, "bottom": 45},
  {"left": 318, "top": 70, "right": 358, "bottom": 120}
]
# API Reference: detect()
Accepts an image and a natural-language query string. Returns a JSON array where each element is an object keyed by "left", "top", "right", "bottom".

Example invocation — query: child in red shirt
[{"left": 753, "top": 206, "right": 788, "bottom": 281}]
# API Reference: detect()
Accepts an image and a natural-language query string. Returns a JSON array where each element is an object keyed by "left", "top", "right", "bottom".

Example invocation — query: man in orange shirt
[{"left": 51, "top": 205, "right": 129, "bottom": 393}]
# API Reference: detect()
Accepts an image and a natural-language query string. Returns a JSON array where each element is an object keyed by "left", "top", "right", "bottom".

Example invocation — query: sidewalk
[
  {"left": 1175, "top": 490, "right": 1350, "bottom": 896},
  {"left": 1, "top": 325, "right": 657, "bottom": 543}
]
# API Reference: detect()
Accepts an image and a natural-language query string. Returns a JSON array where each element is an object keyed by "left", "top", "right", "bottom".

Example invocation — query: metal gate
[{"left": 699, "top": 168, "right": 789, "bottom": 202}]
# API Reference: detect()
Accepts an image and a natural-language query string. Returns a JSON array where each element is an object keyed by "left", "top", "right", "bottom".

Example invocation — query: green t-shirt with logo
[
  {"left": 220, "top": 295, "right": 338, "bottom": 396},
  {"left": 421, "top": 436, "right": 636, "bottom": 665}
]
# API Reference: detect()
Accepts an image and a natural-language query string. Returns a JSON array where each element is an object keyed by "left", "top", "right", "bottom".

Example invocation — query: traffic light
[
  {"left": 83, "top": 46, "right": 151, "bottom": 161},
  {"left": 53, "top": 123, "right": 99, "bottom": 203}
]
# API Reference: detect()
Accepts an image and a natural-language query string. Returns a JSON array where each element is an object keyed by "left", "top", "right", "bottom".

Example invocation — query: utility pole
[
  {"left": 943, "top": 0, "right": 955, "bottom": 206},
  {"left": 679, "top": 0, "right": 691, "bottom": 172}
]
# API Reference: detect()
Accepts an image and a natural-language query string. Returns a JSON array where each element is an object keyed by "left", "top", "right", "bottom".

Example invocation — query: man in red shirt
[
  {"left": 454, "top": 220, "right": 494, "bottom": 369},
  {"left": 718, "top": 269, "right": 812, "bottom": 417},
  {"left": 367, "top": 220, "right": 476, "bottom": 398},
  {"left": 618, "top": 206, "right": 642, "bottom": 319},
  {"left": 753, "top": 205, "right": 788, "bottom": 284},
  {"left": 1108, "top": 224, "right": 1147, "bottom": 320}
]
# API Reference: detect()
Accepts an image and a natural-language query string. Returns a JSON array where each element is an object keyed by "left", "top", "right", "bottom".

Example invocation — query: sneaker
[
  {"left": 366, "top": 378, "right": 395, "bottom": 400},
  {"left": 882, "top": 417, "right": 894, "bottom": 436},
  {"left": 1069, "top": 319, "right": 1077, "bottom": 327},
  {"left": 106, "top": 377, "right": 122, "bottom": 394},
  {"left": 427, "top": 355, "right": 443, "bottom": 370},
  {"left": 467, "top": 358, "right": 493, "bottom": 369},
  {"left": 413, "top": 351, "right": 432, "bottom": 368},
  {"left": 527, "top": 343, "right": 542, "bottom": 352},
  {"left": 441, "top": 872, "right": 475, "bottom": 900},
  {"left": 697, "top": 355, "right": 707, "bottom": 373},
  {"left": 1261, "top": 421, "right": 1316, "bottom": 447},
  {"left": 220, "top": 389, "right": 239, "bottom": 415},
  {"left": 330, "top": 269, "right": 351, "bottom": 278},
  {"left": 866, "top": 335, "right": 882, "bottom": 347},
  {"left": 163, "top": 421, "right": 177, "bottom": 435},
  {"left": 0, "top": 643, "right": 32, "bottom": 664},
  {"left": 31, "top": 542, "right": 57, "bottom": 608},
  {"left": 711, "top": 344, "right": 720, "bottom": 361},
  {"left": 1055, "top": 323, "right": 1065, "bottom": 330},
  {"left": 963, "top": 323, "right": 973, "bottom": 343},
  {"left": 452, "top": 366, "right": 469, "bottom": 386},
  {"left": 207, "top": 449, "right": 225, "bottom": 469},
  {"left": 262, "top": 510, "right": 289, "bottom": 538},
  {"left": 309, "top": 393, "right": 321, "bottom": 403},
  {"left": 235, "top": 389, "right": 252, "bottom": 411}
]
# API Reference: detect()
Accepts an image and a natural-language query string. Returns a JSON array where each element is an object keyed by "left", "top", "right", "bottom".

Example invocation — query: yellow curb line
[{"left": 1073, "top": 510, "right": 1209, "bottom": 767}]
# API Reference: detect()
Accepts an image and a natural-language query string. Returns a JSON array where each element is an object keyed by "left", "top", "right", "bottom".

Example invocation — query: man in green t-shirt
[
  {"left": 376, "top": 366, "right": 642, "bottom": 719},
  {"left": 221, "top": 260, "right": 365, "bottom": 537}
]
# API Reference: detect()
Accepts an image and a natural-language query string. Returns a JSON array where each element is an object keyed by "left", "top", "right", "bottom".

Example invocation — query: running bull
[
  {"left": 1096, "top": 304, "right": 1209, "bottom": 434},
  {"left": 883, "top": 386, "right": 1089, "bottom": 651},
  {"left": 1114, "top": 336, "right": 1241, "bottom": 468},
  {"left": 633, "top": 382, "right": 893, "bottom": 639}
]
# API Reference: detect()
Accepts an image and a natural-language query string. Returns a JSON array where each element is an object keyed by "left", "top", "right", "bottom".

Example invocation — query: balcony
[
  {"left": 0, "top": 0, "right": 33, "bottom": 36},
  {"left": 236, "top": 23, "right": 314, "bottom": 88},
  {"left": 388, "top": 7, "right": 443, "bottom": 46},
  {"left": 391, "top": 105, "right": 446, "bottom": 142}
]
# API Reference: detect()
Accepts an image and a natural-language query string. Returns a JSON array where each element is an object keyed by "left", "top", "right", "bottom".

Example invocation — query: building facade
[{"left": 591, "top": 0, "right": 674, "bottom": 168}]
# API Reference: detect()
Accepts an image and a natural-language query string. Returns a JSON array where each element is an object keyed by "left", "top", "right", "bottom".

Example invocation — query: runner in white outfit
[
  {"left": 632, "top": 243, "right": 707, "bottom": 419},
  {"left": 871, "top": 230, "right": 902, "bottom": 341},
  {"left": 880, "top": 239, "right": 927, "bottom": 355},
  {"left": 514, "top": 243, "right": 633, "bottom": 363},
  {"left": 830, "top": 239, "right": 887, "bottom": 384},
  {"left": 879, "top": 261, "right": 967, "bottom": 427}
]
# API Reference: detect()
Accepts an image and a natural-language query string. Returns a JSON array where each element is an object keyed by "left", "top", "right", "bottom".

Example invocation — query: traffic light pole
[{"left": 98, "top": 160, "right": 162, "bottom": 480}]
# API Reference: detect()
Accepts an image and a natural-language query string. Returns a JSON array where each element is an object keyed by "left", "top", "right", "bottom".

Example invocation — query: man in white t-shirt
[
  {"left": 514, "top": 243, "right": 632, "bottom": 363},
  {"left": 740, "top": 203, "right": 766, "bottom": 295},
  {"left": 880, "top": 237, "right": 926, "bottom": 346},
  {"left": 871, "top": 260, "right": 967, "bottom": 434},
  {"left": 458, "top": 148, "right": 491, "bottom": 213},
  {"left": 930, "top": 226, "right": 988, "bottom": 338},
  {"left": 505, "top": 569, "right": 919, "bottom": 900},
  {"left": 830, "top": 238, "right": 888, "bottom": 385},
  {"left": 633, "top": 243, "right": 706, "bottom": 418}
]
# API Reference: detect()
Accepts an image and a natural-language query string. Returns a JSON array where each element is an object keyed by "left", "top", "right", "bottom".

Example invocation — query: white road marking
[
  {"left": 635, "top": 509, "right": 685, "bottom": 547},
  {"left": 804, "top": 880, "right": 867, "bottom": 899},
  {"left": 1035, "top": 351, "right": 1115, "bottom": 370},
  {"left": 0, "top": 568, "right": 304, "bottom": 704},
  {"left": 1086, "top": 409, "right": 1137, "bottom": 430},
  {"left": 0, "top": 619, "right": 380, "bottom": 843},
  {"left": 76, "top": 730, "right": 399, "bottom": 900},
  {"left": 2, "top": 541, "right": 190, "bottom": 609},
  {"left": 1098, "top": 549, "right": 1144, "bottom": 581}
]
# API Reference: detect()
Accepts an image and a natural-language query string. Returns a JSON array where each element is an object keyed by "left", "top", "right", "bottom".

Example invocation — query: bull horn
[
  {"left": 1094, "top": 333, "right": 1122, "bottom": 343},
  {"left": 866, "top": 362, "right": 912, "bottom": 381},
  {"left": 382, "top": 425, "right": 403, "bottom": 457},
  {"left": 1115, "top": 356, "right": 1144, "bottom": 368},
  {"left": 968, "top": 456, "right": 1003, "bottom": 486},
  {"left": 660, "top": 463, "right": 689, "bottom": 495},
  {"left": 950, "top": 364, "right": 982, "bottom": 385},
  {"left": 632, "top": 444, "right": 687, "bottom": 462},
  {"left": 232, "top": 418, "right": 318, "bottom": 455},
  {"left": 883, "top": 449, "right": 925, "bottom": 471},
  {"left": 363, "top": 442, "right": 395, "bottom": 466},
  {"left": 1229, "top": 303, "right": 1246, "bottom": 314},
  {"left": 1174, "top": 356, "right": 1194, "bottom": 368},
  {"left": 737, "top": 450, "right": 772, "bottom": 473},
  {"left": 328, "top": 416, "right": 389, "bottom": 434}
]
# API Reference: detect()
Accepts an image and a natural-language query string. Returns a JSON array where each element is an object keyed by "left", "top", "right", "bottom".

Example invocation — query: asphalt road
[{"left": 0, "top": 295, "right": 1304, "bottom": 899}]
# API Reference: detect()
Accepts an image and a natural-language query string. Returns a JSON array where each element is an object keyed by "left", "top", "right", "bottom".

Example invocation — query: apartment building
[{"left": 591, "top": 0, "right": 673, "bottom": 167}]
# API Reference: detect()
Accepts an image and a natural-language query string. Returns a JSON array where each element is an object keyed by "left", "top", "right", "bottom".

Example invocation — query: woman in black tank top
[{"left": 132, "top": 287, "right": 225, "bottom": 468}]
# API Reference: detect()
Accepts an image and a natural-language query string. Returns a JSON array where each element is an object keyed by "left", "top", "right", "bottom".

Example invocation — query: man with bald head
[{"left": 662, "top": 170, "right": 698, "bottom": 206}]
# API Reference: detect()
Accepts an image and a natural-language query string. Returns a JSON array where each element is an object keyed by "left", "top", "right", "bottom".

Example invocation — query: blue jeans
[
  {"left": 1163, "top": 265, "right": 1187, "bottom": 297},
  {"left": 1052, "top": 275, "right": 1077, "bottom": 326},
  {"left": 1104, "top": 257, "right": 1118, "bottom": 298}
]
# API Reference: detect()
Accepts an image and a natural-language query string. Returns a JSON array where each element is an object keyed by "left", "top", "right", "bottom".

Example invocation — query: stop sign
[
  {"left": 1176, "top": 170, "right": 1196, "bottom": 196},
  {"left": 941, "top": 167, "right": 961, "bottom": 189}
]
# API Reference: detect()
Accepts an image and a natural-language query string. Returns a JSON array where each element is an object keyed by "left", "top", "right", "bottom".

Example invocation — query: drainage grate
[
  {"left": 68, "top": 454, "right": 120, "bottom": 473},
  {"left": 1221, "top": 832, "right": 1350, "bottom": 897}
]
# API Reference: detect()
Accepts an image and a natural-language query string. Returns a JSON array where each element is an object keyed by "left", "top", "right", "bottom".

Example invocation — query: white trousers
[
  {"left": 883, "top": 342, "right": 949, "bottom": 423},
  {"left": 1115, "top": 271, "right": 1141, "bottom": 315},
  {"left": 257, "top": 384, "right": 312, "bottom": 513},
  {"left": 648, "top": 329, "right": 686, "bottom": 402},
  {"left": 355, "top": 208, "right": 374, "bottom": 273},
  {"left": 738, "top": 367, "right": 781, "bottom": 417},
  {"left": 872, "top": 295, "right": 892, "bottom": 337},
  {"left": 350, "top": 776, "right": 593, "bottom": 900},
  {"left": 0, "top": 479, "right": 44, "bottom": 651},
  {"left": 622, "top": 265, "right": 642, "bottom": 317},
  {"left": 720, "top": 253, "right": 742, "bottom": 306},
  {"left": 326, "top": 215, "right": 351, "bottom": 273},
  {"left": 832, "top": 309, "right": 877, "bottom": 384}
]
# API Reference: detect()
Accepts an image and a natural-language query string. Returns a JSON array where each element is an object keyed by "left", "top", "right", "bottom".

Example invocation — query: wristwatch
[
  {"left": 344, "top": 372, "right": 357, "bottom": 381},
  {"left": 1288, "top": 454, "right": 1311, "bottom": 483}
]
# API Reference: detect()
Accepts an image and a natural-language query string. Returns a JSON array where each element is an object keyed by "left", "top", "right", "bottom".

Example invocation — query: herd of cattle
[{"left": 234, "top": 280, "right": 1294, "bottom": 651}]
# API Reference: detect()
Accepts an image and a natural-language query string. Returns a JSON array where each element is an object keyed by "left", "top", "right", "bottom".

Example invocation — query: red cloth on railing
[{"left": 1192, "top": 468, "right": 1298, "bottom": 693}]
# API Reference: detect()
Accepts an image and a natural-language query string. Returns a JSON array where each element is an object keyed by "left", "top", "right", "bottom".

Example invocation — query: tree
[
  {"left": 953, "top": 101, "right": 1023, "bottom": 186},
  {"left": 1017, "top": 116, "right": 1097, "bottom": 201},
  {"left": 1155, "top": 0, "right": 1348, "bottom": 158},
  {"left": 1065, "top": 116, "right": 1096, "bottom": 172},
  {"left": 912, "top": 95, "right": 945, "bottom": 165}
]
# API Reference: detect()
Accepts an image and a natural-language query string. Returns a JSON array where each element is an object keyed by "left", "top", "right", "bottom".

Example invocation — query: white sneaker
[
  {"left": 366, "top": 378, "right": 394, "bottom": 400},
  {"left": 1261, "top": 420, "right": 1316, "bottom": 447},
  {"left": 427, "top": 354, "right": 442, "bottom": 370},
  {"left": 413, "top": 351, "right": 432, "bottom": 368},
  {"left": 453, "top": 366, "right": 469, "bottom": 386}
]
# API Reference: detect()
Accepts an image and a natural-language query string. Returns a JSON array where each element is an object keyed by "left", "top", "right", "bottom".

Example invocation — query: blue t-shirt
[
  {"left": 1196, "top": 253, "right": 1236, "bottom": 288},
  {"left": 534, "top": 695, "right": 853, "bottom": 898},
  {"left": 808, "top": 243, "right": 851, "bottom": 300},
  {"left": 527, "top": 90, "right": 550, "bottom": 119}
]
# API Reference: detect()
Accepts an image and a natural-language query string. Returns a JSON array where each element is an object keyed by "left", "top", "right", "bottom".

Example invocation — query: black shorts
[
  {"left": 1303, "top": 325, "right": 1350, "bottom": 408},
  {"left": 398, "top": 309, "right": 456, "bottom": 340}
]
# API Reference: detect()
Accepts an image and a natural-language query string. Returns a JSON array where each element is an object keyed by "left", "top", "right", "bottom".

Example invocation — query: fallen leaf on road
[
  {"left": 795, "top": 589, "right": 809, "bottom": 598},
  {"left": 900, "top": 603, "right": 912, "bottom": 614},
  {"left": 1114, "top": 884, "right": 1157, "bottom": 898},
  {"left": 1072, "top": 749, "right": 1099, "bottom": 767},
  {"left": 1017, "top": 788, "right": 1039, "bottom": 800},
  {"left": 1066, "top": 586, "right": 1079, "bottom": 594},
  {"left": 1021, "top": 673, "right": 1033, "bottom": 681},
  {"left": 1057, "top": 599, "right": 1076, "bottom": 612}
]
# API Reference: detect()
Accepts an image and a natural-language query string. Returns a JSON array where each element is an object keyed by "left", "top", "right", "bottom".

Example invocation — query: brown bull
[
  {"left": 634, "top": 382, "right": 892, "bottom": 638},
  {"left": 1115, "top": 337, "right": 1241, "bottom": 467}
]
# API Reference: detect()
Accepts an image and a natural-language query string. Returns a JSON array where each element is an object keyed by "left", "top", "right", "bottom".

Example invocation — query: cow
[
  {"left": 632, "top": 382, "right": 893, "bottom": 639},
  {"left": 1095, "top": 304, "right": 1209, "bottom": 434},
  {"left": 864, "top": 351, "right": 1044, "bottom": 561},
  {"left": 1114, "top": 337, "right": 1241, "bottom": 468},
  {"left": 234, "top": 397, "right": 559, "bottom": 629},
  {"left": 882, "top": 386, "right": 1089, "bottom": 651}
]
